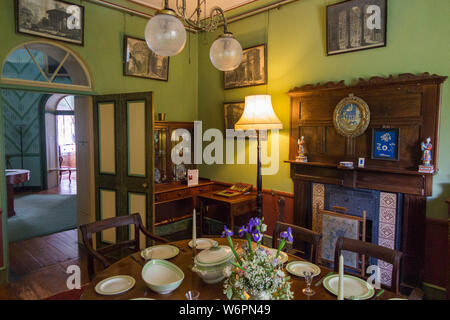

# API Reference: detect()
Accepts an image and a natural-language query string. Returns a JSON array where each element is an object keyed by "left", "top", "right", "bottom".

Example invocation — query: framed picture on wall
[
  {"left": 371, "top": 128, "right": 399, "bottom": 161},
  {"left": 224, "top": 44, "right": 267, "bottom": 90},
  {"left": 123, "top": 36, "right": 169, "bottom": 81},
  {"left": 224, "top": 102, "right": 266, "bottom": 139},
  {"left": 15, "top": 0, "right": 85, "bottom": 46},
  {"left": 326, "top": 0, "right": 387, "bottom": 56}
]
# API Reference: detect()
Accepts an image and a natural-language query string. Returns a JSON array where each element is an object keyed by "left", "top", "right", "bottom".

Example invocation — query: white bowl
[{"left": 141, "top": 259, "right": 184, "bottom": 294}]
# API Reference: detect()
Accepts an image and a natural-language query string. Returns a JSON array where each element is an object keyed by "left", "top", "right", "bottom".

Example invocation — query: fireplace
[
  {"left": 286, "top": 73, "right": 447, "bottom": 293},
  {"left": 312, "top": 183, "right": 403, "bottom": 286}
]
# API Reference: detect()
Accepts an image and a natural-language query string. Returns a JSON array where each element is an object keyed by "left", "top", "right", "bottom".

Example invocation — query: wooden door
[{"left": 93, "top": 92, "right": 154, "bottom": 248}]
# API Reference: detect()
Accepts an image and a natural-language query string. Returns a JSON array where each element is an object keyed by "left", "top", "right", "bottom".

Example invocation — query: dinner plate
[
  {"left": 323, "top": 274, "right": 375, "bottom": 300},
  {"left": 141, "top": 245, "right": 179, "bottom": 260},
  {"left": 188, "top": 238, "right": 218, "bottom": 250},
  {"left": 95, "top": 275, "right": 135, "bottom": 296},
  {"left": 286, "top": 261, "right": 321, "bottom": 277},
  {"left": 265, "top": 248, "right": 289, "bottom": 264},
  {"left": 130, "top": 298, "right": 155, "bottom": 300},
  {"left": 388, "top": 298, "right": 407, "bottom": 300}
]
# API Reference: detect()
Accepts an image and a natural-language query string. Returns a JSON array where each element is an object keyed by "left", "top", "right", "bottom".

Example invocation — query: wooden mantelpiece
[
  {"left": 287, "top": 73, "right": 447, "bottom": 292},
  {"left": 286, "top": 160, "right": 433, "bottom": 196},
  {"left": 288, "top": 73, "right": 447, "bottom": 197}
]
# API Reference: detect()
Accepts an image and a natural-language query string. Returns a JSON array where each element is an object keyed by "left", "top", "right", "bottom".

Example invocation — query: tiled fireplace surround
[{"left": 312, "top": 183, "right": 403, "bottom": 286}]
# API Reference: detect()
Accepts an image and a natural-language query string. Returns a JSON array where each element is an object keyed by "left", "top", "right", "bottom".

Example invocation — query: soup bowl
[{"left": 141, "top": 259, "right": 184, "bottom": 294}]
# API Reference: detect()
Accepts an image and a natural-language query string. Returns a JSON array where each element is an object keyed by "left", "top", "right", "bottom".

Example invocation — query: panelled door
[{"left": 93, "top": 92, "right": 154, "bottom": 248}]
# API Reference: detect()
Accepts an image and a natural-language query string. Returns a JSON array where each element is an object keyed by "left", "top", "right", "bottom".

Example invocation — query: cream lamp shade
[{"left": 235, "top": 95, "right": 283, "bottom": 131}]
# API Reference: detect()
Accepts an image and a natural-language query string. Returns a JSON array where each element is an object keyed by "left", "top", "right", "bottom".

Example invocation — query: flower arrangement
[{"left": 222, "top": 217, "right": 294, "bottom": 300}]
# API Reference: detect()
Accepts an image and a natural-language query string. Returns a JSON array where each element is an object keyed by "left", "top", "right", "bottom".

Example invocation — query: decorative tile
[
  {"left": 380, "top": 268, "right": 392, "bottom": 285},
  {"left": 378, "top": 239, "right": 395, "bottom": 249},
  {"left": 379, "top": 223, "right": 395, "bottom": 241},
  {"left": 313, "top": 183, "right": 325, "bottom": 196},
  {"left": 379, "top": 260, "right": 393, "bottom": 270},
  {"left": 379, "top": 207, "right": 396, "bottom": 224},
  {"left": 380, "top": 192, "right": 397, "bottom": 209}
]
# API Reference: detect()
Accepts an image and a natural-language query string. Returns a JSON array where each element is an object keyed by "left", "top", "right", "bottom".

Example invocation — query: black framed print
[
  {"left": 15, "top": 0, "right": 85, "bottom": 46},
  {"left": 224, "top": 44, "right": 267, "bottom": 90},
  {"left": 371, "top": 128, "right": 399, "bottom": 161},
  {"left": 326, "top": 0, "right": 387, "bottom": 56},
  {"left": 123, "top": 36, "right": 169, "bottom": 81}
]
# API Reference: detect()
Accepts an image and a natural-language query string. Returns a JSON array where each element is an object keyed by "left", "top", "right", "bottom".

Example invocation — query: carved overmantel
[{"left": 287, "top": 73, "right": 447, "bottom": 291}]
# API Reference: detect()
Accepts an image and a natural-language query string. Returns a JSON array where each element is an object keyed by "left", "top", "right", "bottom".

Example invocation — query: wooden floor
[
  {"left": 0, "top": 229, "right": 90, "bottom": 300},
  {"left": 38, "top": 172, "right": 77, "bottom": 195}
]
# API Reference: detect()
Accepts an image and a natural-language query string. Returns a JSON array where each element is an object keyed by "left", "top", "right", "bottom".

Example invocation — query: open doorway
[
  {"left": 1, "top": 41, "right": 95, "bottom": 295},
  {"left": 45, "top": 95, "right": 77, "bottom": 195}
]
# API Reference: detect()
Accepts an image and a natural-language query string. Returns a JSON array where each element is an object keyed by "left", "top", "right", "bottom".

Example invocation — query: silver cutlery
[{"left": 315, "top": 271, "right": 333, "bottom": 287}]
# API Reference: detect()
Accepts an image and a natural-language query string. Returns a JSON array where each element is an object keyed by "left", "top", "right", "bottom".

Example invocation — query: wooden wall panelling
[
  {"left": 424, "top": 217, "right": 448, "bottom": 289},
  {"left": 401, "top": 194, "right": 427, "bottom": 288}
]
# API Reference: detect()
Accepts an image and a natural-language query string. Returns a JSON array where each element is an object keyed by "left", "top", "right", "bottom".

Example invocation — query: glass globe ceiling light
[
  {"left": 145, "top": 0, "right": 242, "bottom": 71},
  {"left": 210, "top": 23, "right": 243, "bottom": 72},
  {"left": 145, "top": 1, "right": 186, "bottom": 57}
]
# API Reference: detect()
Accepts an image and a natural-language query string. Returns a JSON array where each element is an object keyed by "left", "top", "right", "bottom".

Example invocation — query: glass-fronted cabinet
[{"left": 153, "top": 121, "right": 195, "bottom": 185}]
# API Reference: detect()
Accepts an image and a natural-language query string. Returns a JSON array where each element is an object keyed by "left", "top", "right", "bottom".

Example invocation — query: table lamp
[{"left": 235, "top": 95, "right": 283, "bottom": 218}]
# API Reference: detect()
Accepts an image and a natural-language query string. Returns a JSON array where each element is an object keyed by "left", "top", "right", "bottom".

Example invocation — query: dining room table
[{"left": 80, "top": 237, "right": 403, "bottom": 300}]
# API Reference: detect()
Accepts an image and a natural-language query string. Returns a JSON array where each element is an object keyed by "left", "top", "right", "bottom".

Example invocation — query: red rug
[{"left": 45, "top": 284, "right": 88, "bottom": 300}]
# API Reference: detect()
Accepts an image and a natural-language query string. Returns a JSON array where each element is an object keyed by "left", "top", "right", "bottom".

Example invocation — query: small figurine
[
  {"left": 418, "top": 137, "right": 434, "bottom": 173},
  {"left": 296, "top": 136, "right": 308, "bottom": 163}
]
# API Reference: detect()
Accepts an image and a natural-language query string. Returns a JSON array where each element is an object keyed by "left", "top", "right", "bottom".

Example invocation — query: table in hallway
[{"left": 5, "top": 169, "right": 30, "bottom": 217}]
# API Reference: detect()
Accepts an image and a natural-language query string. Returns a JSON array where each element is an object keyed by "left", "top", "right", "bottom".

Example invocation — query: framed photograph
[
  {"left": 224, "top": 44, "right": 267, "bottom": 90},
  {"left": 224, "top": 101, "right": 245, "bottom": 133},
  {"left": 123, "top": 36, "right": 169, "bottom": 81},
  {"left": 371, "top": 128, "right": 399, "bottom": 161},
  {"left": 15, "top": 0, "right": 85, "bottom": 46},
  {"left": 224, "top": 102, "right": 267, "bottom": 139},
  {"left": 326, "top": 0, "right": 387, "bottom": 56}
]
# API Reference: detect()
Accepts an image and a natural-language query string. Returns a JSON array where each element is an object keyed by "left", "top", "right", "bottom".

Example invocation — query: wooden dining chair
[
  {"left": 272, "top": 221, "right": 322, "bottom": 264},
  {"left": 334, "top": 236, "right": 403, "bottom": 295},
  {"left": 80, "top": 213, "right": 169, "bottom": 280}
]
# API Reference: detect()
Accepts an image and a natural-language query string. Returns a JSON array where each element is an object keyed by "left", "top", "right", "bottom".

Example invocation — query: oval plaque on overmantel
[{"left": 333, "top": 94, "right": 370, "bottom": 137}]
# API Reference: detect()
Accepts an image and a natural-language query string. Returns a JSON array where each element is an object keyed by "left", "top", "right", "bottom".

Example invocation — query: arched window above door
[{"left": 1, "top": 41, "right": 92, "bottom": 92}]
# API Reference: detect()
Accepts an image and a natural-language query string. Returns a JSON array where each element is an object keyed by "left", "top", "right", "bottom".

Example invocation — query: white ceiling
[{"left": 128, "top": 0, "right": 260, "bottom": 16}]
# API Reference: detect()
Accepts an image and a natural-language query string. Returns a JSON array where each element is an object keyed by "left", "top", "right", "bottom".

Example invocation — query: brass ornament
[{"left": 333, "top": 94, "right": 370, "bottom": 137}]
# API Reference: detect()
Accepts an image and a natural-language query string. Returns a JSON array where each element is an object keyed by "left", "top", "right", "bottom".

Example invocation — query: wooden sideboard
[
  {"left": 154, "top": 179, "right": 216, "bottom": 227},
  {"left": 287, "top": 73, "right": 447, "bottom": 291}
]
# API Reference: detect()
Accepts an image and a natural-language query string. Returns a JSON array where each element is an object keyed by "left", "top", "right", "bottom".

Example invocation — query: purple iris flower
[
  {"left": 280, "top": 227, "right": 293, "bottom": 242},
  {"left": 238, "top": 225, "right": 248, "bottom": 238},
  {"left": 247, "top": 218, "right": 256, "bottom": 233},
  {"left": 252, "top": 230, "right": 263, "bottom": 242},
  {"left": 248, "top": 217, "right": 262, "bottom": 233},
  {"left": 221, "top": 226, "right": 233, "bottom": 238}
]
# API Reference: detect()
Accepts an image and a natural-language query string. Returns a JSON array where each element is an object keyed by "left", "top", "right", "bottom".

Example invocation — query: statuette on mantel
[
  {"left": 418, "top": 137, "right": 434, "bottom": 173},
  {"left": 296, "top": 136, "right": 308, "bottom": 162}
]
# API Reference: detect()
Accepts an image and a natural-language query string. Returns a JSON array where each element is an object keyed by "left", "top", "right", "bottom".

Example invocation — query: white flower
[
  {"left": 261, "top": 224, "right": 267, "bottom": 233},
  {"left": 223, "top": 266, "right": 232, "bottom": 277},
  {"left": 276, "top": 269, "right": 286, "bottom": 278}
]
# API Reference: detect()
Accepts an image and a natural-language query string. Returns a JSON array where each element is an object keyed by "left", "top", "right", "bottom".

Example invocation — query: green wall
[
  {"left": 197, "top": 0, "right": 450, "bottom": 220},
  {"left": 0, "top": 0, "right": 199, "bottom": 121},
  {"left": 0, "top": 0, "right": 199, "bottom": 276}
]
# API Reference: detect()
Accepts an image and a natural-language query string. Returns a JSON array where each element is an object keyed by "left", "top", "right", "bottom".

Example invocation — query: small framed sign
[
  {"left": 187, "top": 169, "right": 199, "bottom": 186},
  {"left": 371, "top": 128, "right": 399, "bottom": 161}
]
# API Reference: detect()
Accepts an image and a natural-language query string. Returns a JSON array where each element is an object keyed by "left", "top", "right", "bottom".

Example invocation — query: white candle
[
  {"left": 192, "top": 209, "right": 197, "bottom": 249},
  {"left": 338, "top": 254, "right": 344, "bottom": 300}
]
